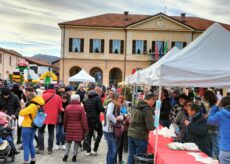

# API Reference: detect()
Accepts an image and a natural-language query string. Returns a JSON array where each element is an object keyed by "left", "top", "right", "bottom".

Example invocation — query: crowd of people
[{"left": 0, "top": 78, "right": 230, "bottom": 164}]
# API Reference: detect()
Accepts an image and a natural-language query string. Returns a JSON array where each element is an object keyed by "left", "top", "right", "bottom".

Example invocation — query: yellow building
[{"left": 58, "top": 12, "right": 230, "bottom": 86}]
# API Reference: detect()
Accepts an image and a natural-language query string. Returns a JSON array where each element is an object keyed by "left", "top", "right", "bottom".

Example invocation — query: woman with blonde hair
[
  {"left": 19, "top": 92, "right": 45, "bottom": 164},
  {"left": 103, "top": 92, "right": 124, "bottom": 164}
]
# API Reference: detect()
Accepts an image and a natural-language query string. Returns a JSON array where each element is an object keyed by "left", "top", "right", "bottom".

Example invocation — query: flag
[
  {"left": 155, "top": 43, "right": 159, "bottom": 60},
  {"left": 164, "top": 40, "right": 168, "bottom": 54}
]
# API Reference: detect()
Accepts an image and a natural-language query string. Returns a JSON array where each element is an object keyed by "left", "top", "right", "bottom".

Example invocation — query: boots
[
  {"left": 72, "top": 155, "right": 76, "bottom": 162},
  {"left": 63, "top": 155, "right": 68, "bottom": 162},
  {"left": 12, "top": 148, "right": 20, "bottom": 155},
  {"left": 30, "top": 161, "right": 36, "bottom": 164}
]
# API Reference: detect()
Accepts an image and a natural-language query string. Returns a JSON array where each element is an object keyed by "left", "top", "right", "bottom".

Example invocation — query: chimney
[
  {"left": 181, "top": 13, "right": 186, "bottom": 23},
  {"left": 124, "top": 11, "right": 129, "bottom": 21}
]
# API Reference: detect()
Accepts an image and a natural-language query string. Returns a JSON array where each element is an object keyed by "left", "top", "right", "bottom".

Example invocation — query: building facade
[
  {"left": 59, "top": 12, "right": 230, "bottom": 86},
  {"left": 0, "top": 47, "right": 25, "bottom": 80}
]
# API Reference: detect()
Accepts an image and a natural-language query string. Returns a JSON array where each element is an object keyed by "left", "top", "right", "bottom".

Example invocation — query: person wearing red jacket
[
  {"left": 37, "top": 84, "right": 63, "bottom": 154},
  {"left": 62, "top": 94, "right": 88, "bottom": 162}
]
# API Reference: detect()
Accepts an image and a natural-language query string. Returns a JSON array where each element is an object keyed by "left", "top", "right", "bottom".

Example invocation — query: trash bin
[{"left": 134, "top": 153, "right": 154, "bottom": 164}]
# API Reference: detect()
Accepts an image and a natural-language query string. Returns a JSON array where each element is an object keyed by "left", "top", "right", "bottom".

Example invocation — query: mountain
[{"left": 32, "top": 54, "right": 60, "bottom": 64}]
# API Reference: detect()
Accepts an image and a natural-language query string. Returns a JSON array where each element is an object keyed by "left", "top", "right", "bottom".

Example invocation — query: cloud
[{"left": 0, "top": 0, "right": 229, "bottom": 57}]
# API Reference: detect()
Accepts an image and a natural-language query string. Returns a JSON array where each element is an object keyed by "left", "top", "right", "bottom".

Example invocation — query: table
[{"left": 147, "top": 132, "right": 208, "bottom": 164}]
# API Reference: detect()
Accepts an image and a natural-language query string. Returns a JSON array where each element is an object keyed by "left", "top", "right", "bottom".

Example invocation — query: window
[
  {"left": 152, "top": 41, "right": 164, "bottom": 58},
  {"left": 171, "top": 41, "right": 186, "bottom": 49},
  {"left": 109, "top": 40, "right": 124, "bottom": 54},
  {"left": 89, "top": 39, "right": 104, "bottom": 53},
  {"left": 132, "top": 40, "right": 147, "bottom": 54},
  {"left": 9, "top": 56, "right": 11, "bottom": 66},
  {"left": 0, "top": 54, "right": 2, "bottom": 64},
  {"left": 69, "top": 38, "right": 84, "bottom": 52}
]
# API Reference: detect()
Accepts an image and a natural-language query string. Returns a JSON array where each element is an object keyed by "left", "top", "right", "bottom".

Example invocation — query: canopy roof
[
  {"left": 153, "top": 23, "right": 230, "bottom": 87},
  {"left": 69, "top": 69, "right": 95, "bottom": 82}
]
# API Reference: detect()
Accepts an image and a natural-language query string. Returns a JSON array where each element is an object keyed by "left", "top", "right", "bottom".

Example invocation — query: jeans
[
  {"left": 0, "top": 136, "right": 15, "bottom": 149},
  {"left": 38, "top": 124, "right": 55, "bottom": 150},
  {"left": 104, "top": 132, "right": 117, "bottom": 164},
  {"left": 117, "top": 131, "right": 125, "bottom": 162},
  {"left": 219, "top": 150, "right": 230, "bottom": 164},
  {"left": 56, "top": 124, "right": 65, "bottom": 145},
  {"left": 22, "top": 127, "right": 35, "bottom": 162},
  {"left": 209, "top": 132, "right": 219, "bottom": 158},
  {"left": 127, "top": 136, "right": 148, "bottom": 164},
  {"left": 86, "top": 119, "right": 103, "bottom": 153}
]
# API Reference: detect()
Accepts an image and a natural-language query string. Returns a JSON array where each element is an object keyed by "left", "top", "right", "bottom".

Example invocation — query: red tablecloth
[{"left": 147, "top": 132, "right": 208, "bottom": 164}]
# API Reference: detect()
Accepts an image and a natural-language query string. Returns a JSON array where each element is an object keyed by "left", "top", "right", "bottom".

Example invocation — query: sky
[{"left": 0, "top": 0, "right": 229, "bottom": 57}]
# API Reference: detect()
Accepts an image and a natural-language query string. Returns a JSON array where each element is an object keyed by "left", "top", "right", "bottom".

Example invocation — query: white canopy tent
[
  {"left": 146, "top": 23, "right": 230, "bottom": 163},
  {"left": 151, "top": 23, "right": 230, "bottom": 88},
  {"left": 126, "top": 47, "right": 181, "bottom": 85},
  {"left": 69, "top": 69, "right": 95, "bottom": 82}
]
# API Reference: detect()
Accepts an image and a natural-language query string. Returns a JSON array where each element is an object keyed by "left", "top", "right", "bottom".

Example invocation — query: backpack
[
  {"left": 29, "top": 103, "right": 47, "bottom": 129},
  {"left": 29, "top": 94, "right": 55, "bottom": 129}
]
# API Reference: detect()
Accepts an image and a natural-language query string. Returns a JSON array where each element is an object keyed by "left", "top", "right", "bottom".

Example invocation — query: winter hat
[
  {"left": 1, "top": 88, "right": 10, "bottom": 96},
  {"left": 48, "top": 84, "right": 54, "bottom": 90},
  {"left": 65, "top": 87, "right": 72, "bottom": 92}
]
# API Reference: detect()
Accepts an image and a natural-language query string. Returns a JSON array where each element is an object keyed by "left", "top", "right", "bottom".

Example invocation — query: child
[{"left": 0, "top": 111, "right": 20, "bottom": 154}]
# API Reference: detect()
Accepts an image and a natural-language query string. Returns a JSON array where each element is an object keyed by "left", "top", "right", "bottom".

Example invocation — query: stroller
[{"left": 0, "top": 129, "right": 15, "bottom": 163}]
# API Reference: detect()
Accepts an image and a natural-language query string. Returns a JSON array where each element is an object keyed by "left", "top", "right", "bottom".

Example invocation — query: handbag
[
  {"left": 112, "top": 122, "right": 124, "bottom": 139},
  {"left": 18, "top": 115, "right": 24, "bottom": 127},
  {"left": 111, "top": 106, "right": 124, "bottom": 139}
]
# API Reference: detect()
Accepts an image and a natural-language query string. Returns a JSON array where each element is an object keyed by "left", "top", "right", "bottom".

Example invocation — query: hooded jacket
[
  {"left": 208, "top": 105, "right": 230, "bottom": 151},
  {"left": 42, "top": 89, "right": 63, "bottom": 124},
  {"left": 19, "top": 96, "right": 45, "bottom": 127},
  {"left": 84, "top": 91, "right": 105, "bottom": 120},
  {"left": 0, "top": 92, "right": 20, "bottom": 116},
  {"left": 64, "top": 100, "right": 88, "bottom": 142},
  {"left": 128, "top": 100, "right": 154, "bottom": 140},
  {"left": 186, "top": 112, "right": 212, "bottom": 156}
]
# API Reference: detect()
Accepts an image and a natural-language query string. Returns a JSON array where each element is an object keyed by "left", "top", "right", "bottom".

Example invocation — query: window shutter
[
  {"left": 101, "top": 39, "right": 104, "bottom": 53},
  {"left": 144, "top": 40, "right": 147, "bottom": 54},
  {"left": 183, "top": 42, "right": 187, "bottom": 48},
  {"left": 80, "top": 38, "right": 84, "bottom": 52},
  {"left": 162, "top": 41, "right": 165, "bottom": 55},
  {"left": 120, "top": 40, "right": 124, "bottom": 54},
  {"left": 132, "top": 40, "right": 136, "bottom": 54},
  {"left": 152, "top": 41, "right": 155, "bottom": 52},
  {"left": 69, "top": 38, "right": 73, "bottom": 52},
  {"left": 109, "top": 40, "right": 113, "bottom": 53},
  {"left": 90, "top": 39, "right": 93, "bottom": 53},
  {"left": 171, "top": 41, "right": 175, "bottom": 48}
]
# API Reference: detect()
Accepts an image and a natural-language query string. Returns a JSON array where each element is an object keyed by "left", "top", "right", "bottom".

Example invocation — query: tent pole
[
  {"left": 154, "top": 85, "right": 162, "bottom": 164},
  {"left": 132, "top": 85, "right": 135, "bottom": 106}
]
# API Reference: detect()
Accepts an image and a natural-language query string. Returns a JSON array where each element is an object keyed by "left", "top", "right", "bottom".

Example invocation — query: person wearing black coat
[
  {"left": 160, "top": 89, "right": 172, "bottom": 128},
  {"left": 76, "top": 84, "right": 86, "bottom": 103},
  {"left": 0, "top": 88, "right": 20, "bottom": 117},
  {"left": 185, "top": 104, "right": 212, "bottom": 157},
  {"left": 83, "top": 88, "right": 105, "bottom": 155}
]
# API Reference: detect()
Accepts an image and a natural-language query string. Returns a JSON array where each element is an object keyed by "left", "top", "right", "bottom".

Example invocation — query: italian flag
[{"left": 164, "top": 40, "right": 168, "bottom": 54}]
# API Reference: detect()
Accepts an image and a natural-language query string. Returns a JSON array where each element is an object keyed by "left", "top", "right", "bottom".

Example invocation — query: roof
[
  {"left": 59, "top": 13, "right": 230, "bottom": 31},
  {"left": 0, "top": 47, "right": 24, "bottom": 58},
  {"left": 51, "top": 59, "right": 60, "bottom": 64},
  {"left": 26, "top": 57, "right": 53, "bottom": 67}
]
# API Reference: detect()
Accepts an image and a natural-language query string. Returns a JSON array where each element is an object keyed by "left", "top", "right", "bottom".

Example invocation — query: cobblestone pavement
[{"left": 8, "top": 133, "right": 128, "bottom": 164}]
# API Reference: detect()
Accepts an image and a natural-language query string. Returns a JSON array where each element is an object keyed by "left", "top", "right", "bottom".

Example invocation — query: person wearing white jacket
[{"left": 103, "top": 92, "right": 123, "bottom": 164}]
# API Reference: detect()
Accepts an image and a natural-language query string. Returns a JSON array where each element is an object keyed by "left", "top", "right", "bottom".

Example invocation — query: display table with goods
[{"left": 147, "top": 127, "right": 217, "bottom": 164}]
